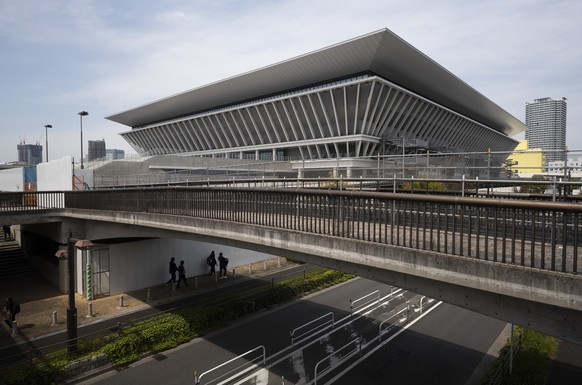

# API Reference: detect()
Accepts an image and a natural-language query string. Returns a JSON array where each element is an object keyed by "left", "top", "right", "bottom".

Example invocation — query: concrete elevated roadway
[{"left": 1, "top": 188, "right": 582, "bottom": 345}]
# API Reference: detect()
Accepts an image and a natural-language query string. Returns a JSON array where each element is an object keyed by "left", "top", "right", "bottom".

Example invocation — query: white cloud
[{"left": 1, "top": 0, "right": 581, "bottom": 163}]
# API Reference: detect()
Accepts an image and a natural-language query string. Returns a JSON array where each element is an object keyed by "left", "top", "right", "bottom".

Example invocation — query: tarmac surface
[{"left": 0, "top": 254, "right": 297, "bottom": 364}]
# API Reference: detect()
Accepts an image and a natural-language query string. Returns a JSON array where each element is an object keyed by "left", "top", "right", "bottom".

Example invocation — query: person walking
[
  {"left": 166, "top": 257, "right": 178, "bottom": 286},
  {"left": 218, "top": 252, "right": 229, "bottom": 279},
  {"left": 176, "top": 260, "right": 189, "bottom": 288},
  {"left": 3, "top": 225, "right": 10, "bottom": 241},
  {"left": 207, "top": 251, "right": 217, "bottom": 277},
  {"left": 3, "top": 297, "right": 19, "bottom": 325}
]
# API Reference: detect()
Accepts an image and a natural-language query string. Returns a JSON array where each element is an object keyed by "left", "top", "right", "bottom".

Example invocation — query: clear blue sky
[{"left": 1, "top": 0, "right": 581, "bottom": 163}]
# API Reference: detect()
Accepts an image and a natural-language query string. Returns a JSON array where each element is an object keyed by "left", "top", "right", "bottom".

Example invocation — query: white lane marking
[
  {"left": 320, "top": 301, "right": 443, "bottom": 385},
  {"left": 267, "top": 288, "right": 406, "bottom": 363},
  {"left": 230, "top": 367, "right": 270, "bottom": 385},
  {"left": 267, "top": 289, "right": 407, "bottom": 367}
]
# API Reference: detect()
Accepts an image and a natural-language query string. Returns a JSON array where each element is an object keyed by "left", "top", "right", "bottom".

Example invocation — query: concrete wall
[
  {"left": 19, "top": 219, "right": 278, "bottom": 296},
  {"left": 37, "top": 156, "right": 73, "bottom": 191},
  {"left": 35, "top": 156, "right": 93, "bottom": 191},
  {"left": 108, "top": 238, "right": 274, "bottom": 295},
  {"left": 0, "top": 168, "right": 24, "bottom": 191},
  {"left": 29, "top": 253, "right": 60, "bottom": 288}
]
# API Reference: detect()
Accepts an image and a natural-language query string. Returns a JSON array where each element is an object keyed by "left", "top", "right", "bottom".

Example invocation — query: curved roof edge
[{"left": 106, "top": 28, "right": 526, "bottom": 137}]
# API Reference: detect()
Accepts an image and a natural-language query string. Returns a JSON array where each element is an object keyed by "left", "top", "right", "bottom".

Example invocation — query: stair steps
[{"left": 0, "top": 239, "right": 33, "bottom": 278}]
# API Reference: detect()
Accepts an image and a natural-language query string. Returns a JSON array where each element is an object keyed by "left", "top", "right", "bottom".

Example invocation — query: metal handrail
[
  {"left": 195, "top": 345, "right": 265, "bottom": 385},
  {"left": 350, "top": 290, "right": 380, "bottom": 315},
  {"left": 64, "top": 185, "right": 582, "bottom": 212},
  {"left": 314, "top": 338, "right": 361, "bottom": 385},
  {"left": 378, "top": 306, "right": 409, "bottom": 342},
  {"left": 290, "top": 312, "right": 334, "bottom": 348}
]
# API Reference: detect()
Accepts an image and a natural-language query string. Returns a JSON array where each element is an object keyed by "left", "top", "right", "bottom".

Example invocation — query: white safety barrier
[
  {"left": 378, "top": 306, "right": 409, "bottom": 342},
  {"left": 350, "top": 290, "right": 380, "bottom": 314},
  {"left": 290, "top": 312, "right": 334, "bottom": 348},
  {"left": 195, "top": 345, "right": 265, "bottom": 385},
  {"left": 314, "top": 338, "right": 361, "bottom": 385}
]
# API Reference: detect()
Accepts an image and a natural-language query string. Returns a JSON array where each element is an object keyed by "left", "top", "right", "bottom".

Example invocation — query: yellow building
[{"left": 506, "top": 140, "right": 545, "bottom": 175}]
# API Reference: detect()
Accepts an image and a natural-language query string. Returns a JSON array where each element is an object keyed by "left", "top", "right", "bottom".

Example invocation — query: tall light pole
[
  {"left": 78, "top": 111, "right": 89, "bottom": 169},
  {"left": 44, "top": 124, "right": 52, "bottom": 162}
]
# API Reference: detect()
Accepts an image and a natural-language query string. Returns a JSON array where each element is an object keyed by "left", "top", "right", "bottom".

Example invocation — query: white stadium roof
[{"left": 107, "top": 28, "right": 526, "bottom": 138}]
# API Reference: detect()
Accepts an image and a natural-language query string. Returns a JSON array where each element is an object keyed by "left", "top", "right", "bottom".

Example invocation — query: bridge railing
[
  {"left": 62, "top": 187, "right": 582, "bottom": 275},
  {"left": 0, "top": 191, "right": 65, "bottom": 211}
]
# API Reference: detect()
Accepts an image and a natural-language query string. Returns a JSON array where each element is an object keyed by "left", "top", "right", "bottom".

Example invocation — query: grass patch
[{"left": 482, "top": 326, "right": 558, "bottom": 385}]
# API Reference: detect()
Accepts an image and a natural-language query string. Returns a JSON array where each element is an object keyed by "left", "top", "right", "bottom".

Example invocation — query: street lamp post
[
  {"left": 44, "top": 124, "right": 52, "bottom": 162},
  {"left": 78, "top": 111, "right": 89, "bottom": 169},
  {"left": 55, "top": 232, "right": 93, "bottom": 355}
]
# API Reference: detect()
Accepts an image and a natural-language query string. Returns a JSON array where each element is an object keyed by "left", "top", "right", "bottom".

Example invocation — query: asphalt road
[
  {"left": 333, "top": 303, "right": 507, "bottom": 385},
  {"left": 78, "top": 277, "right": 507, "bottom": 385}
]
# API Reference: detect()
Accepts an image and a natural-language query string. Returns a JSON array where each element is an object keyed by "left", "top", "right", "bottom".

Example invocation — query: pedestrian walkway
[{"left": 0, "top": 257, "right": 295, "bottom": 346}]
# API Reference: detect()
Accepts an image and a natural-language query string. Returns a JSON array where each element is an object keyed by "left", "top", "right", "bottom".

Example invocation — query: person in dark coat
[
  {"left": 3, "top": 225, "right": 10, "bottom": 241},
  {"left": 218, "top": 252, "right": 229, "bottom": 279},
  {"left": 176, "top": 260, "right": 189, "bottom": 288},
  {"left": 207, "top": 251, "right": 217, "bottom": 277},
  {"left": 166, "top": 257, "right": 178, "bottom": 285},
  {"left": 3, "top": 297, "right": 16, "bottom": 323}
]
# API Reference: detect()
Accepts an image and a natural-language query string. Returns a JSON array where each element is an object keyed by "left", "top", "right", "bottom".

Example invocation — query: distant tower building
[
  {"left": 525, "top": 97, "right": 567, "bottom": 163},
  {"left": 88, "top": 140, "right": 106, "bottom": 161},
  {"left": 17, "top": 143, "right": 43, "bottom": 165},
  {"left": 106, "top": 149, "right": 125, "bottom": 160}
]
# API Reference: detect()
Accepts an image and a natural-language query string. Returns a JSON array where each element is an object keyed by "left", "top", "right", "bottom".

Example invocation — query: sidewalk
[{"left": 1, "top": 257, "right": 294, "bottom": 345}]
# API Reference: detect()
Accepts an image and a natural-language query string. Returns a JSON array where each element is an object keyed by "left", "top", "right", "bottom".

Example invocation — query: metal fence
[
  {"left": 63, "top": 187, "right": 582, "bottom": 274},
  {"left": 0, "top": 191, "right": 65, "bottom": 211},
  {"left": 86, "top": 148, "right": 582, "bottom": 188}
]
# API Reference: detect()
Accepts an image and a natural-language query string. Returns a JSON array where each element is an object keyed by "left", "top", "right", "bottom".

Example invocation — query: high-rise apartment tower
[
  {"left": 88, "top": 140, "right": 106, "bottom": 161},
  {"left": 17, "top": 143, "right": 43, "bottom": 165},
  {"left": 525, "top": 97, "right": 567, "bottom": 163}
]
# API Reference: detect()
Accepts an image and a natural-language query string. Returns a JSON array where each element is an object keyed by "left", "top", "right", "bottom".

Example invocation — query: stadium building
[{"left": 106, "top": 29, "right": 525, "bottom": 178}]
